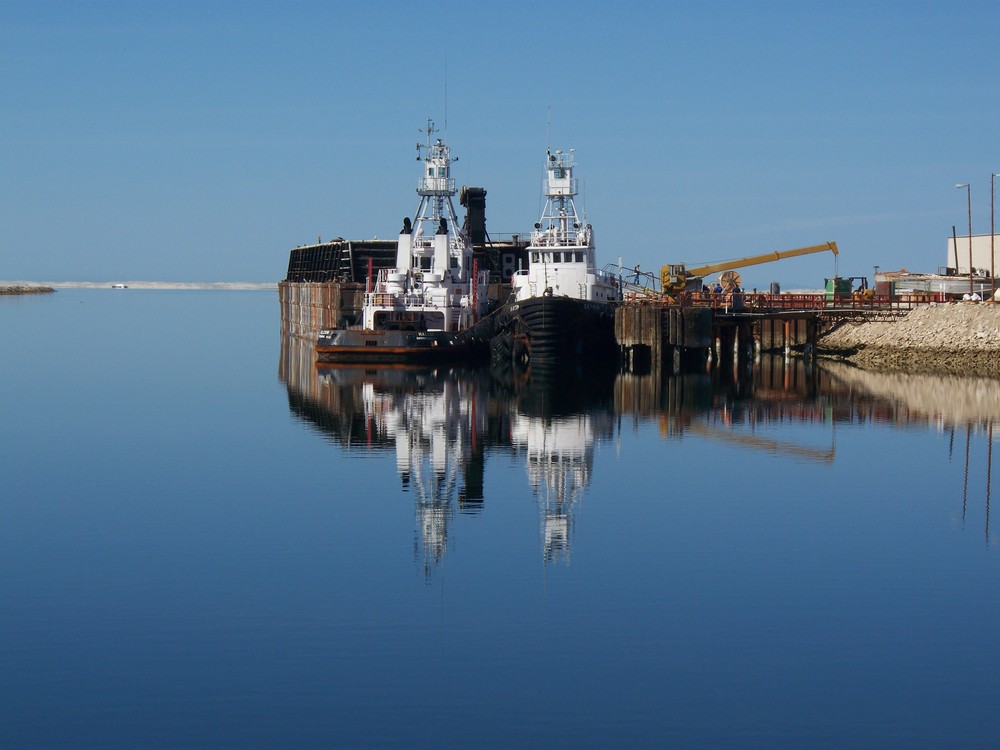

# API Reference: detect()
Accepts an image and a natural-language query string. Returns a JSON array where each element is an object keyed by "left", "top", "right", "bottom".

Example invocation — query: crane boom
[{"left": 660, "top": 242, "right": 839, "bottom": 295}]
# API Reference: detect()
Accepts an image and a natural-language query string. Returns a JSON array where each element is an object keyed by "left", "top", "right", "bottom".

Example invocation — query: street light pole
[
  {"left": 993, "top": 173, "right": 998, "bottom": 299},
  {"left": 957, "top": 183, "right": 972, "bottom": 295}
]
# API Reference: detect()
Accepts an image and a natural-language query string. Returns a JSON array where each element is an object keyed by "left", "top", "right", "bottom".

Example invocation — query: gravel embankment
[{"left": 818, "top": 303, "right": 1000, "bottom": 377}]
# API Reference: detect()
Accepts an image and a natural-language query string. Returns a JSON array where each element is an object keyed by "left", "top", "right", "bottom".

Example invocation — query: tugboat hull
[{"left": 500, "top": 295, "right": 617, "bottom": 368}]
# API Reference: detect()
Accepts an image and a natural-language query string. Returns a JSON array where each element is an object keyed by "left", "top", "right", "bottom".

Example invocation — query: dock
[{"left": 615, "top": 292, "right": 916, "bottom": 371}]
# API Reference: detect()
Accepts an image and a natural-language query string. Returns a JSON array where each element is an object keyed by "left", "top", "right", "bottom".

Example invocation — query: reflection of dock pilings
[{"left": 615, "top": 303, "right": 823, "bottom": 373}]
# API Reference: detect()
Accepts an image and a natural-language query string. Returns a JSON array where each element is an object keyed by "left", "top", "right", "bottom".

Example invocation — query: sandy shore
[{"left": 47, "top": 281, "right": 276, "bottom": 290}]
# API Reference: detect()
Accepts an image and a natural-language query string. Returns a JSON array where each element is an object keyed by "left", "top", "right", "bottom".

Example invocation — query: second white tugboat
[
  {"left": 494, "top": 148, "right": 622, "bottom": 370},
  {"left": 316, "top": 121, "right": 490, "bottom": 364}
]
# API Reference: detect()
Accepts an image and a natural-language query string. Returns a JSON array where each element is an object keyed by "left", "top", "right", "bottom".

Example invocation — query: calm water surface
[{"left": 2, "top": 289, "right": 999, "bottom": 748}]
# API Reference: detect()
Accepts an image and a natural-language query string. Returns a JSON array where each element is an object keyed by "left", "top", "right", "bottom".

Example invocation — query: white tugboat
[
  {"left": 494, "top": 148, "right": 622, "bottom": 369},
  {"left": 316, "top": 121, "right": 490, "bottom": 363}
]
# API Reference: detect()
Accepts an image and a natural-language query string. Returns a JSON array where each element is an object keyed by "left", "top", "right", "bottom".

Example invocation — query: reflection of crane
[
  {"left": 687, "top": 422, "right": 835, "bottom": 464},
  {"left": 659, "top": 242, "right": 839, "bottom": 297}
]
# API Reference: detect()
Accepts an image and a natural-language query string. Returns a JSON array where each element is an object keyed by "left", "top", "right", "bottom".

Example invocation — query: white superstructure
[
  {"left": 362, "top": 120, "right": 489, "bottom": 333},
  {"left": 511, "top": 149, "right": 620, "bottom": 304}
]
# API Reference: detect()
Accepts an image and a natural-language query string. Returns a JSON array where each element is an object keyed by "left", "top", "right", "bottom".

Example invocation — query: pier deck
[{"left": 616, "top": 293, "right": 922, "bottom": 369}]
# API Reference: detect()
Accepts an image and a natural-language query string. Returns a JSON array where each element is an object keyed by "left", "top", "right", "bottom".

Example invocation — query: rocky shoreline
[
  {"left": 0, "top": 284, "right": 55, "bottom": 295},
  {"left": 817, "top": 303, "right": 1000, "bottom": 378}
]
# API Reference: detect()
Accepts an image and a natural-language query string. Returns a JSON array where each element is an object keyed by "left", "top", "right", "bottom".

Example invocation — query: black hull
[{"left": 495, "top": 295, "right": 618, "bottom": 369}]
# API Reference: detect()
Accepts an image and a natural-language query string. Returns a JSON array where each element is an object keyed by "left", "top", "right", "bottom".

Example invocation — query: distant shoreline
[
  {"left": 2, "top": 281, "right": 277, "bottom": 291},
  {"left": 0, "top": 284, "right": 56, "bottom": 295}
]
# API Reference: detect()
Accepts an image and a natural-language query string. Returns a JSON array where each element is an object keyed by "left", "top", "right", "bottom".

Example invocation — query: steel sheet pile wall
[
  {"left": 757, "top": 317, "right": 812, "bottom": 351},
  {"left": 615, "top": 304, "right": 714, "bottom": 364},
  {"left": 616, "top": 305, "right": 666, "bottom": 364},
  {"left": 279, "top": 281, "right": 365, "bottom": 340},
  {"left": 678, "top": 307, "right": 713, "bottom": 348}
]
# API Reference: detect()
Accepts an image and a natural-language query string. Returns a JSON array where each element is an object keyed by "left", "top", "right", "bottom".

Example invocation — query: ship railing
[
  {"left": 685, "top": 292, "right": 928, "bottom": 313},
  {"left": 366, "top": 292, "right": 396, "bottom": 307},
  {"left": 417, "top": 176, "right": 456, "bottom": 195},
  {"left": 482, "top": 232, "right": 530, "bottom": 245},
  {"left": 594, "top": 267, "right": 619, "bottom": 283},
  {"left": 547, "top": 150, "right": 575, "bottom": 169},
  {"left": 530, "top": 228, "right": 582, "bottom": 247},
  {"left": 604, "top": 262, "right": 661, "bottom": 294},
  {"left": 366, "top": 291, "right": 446, "bottom": 309}
]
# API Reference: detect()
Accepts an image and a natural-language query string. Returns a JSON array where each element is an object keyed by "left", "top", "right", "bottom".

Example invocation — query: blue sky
[{"left": 2, "top": 0, "right": 998, "bottom": 287}]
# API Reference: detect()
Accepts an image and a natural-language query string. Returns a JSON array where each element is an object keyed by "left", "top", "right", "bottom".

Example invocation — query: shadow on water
[{"left": 279, "top": 333, "right": 1000, "bottom": 571}]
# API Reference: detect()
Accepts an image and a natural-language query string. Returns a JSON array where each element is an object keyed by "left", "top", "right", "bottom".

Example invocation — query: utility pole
[{"left": 957, "top": 183, "right": 972, "bottom": 295}]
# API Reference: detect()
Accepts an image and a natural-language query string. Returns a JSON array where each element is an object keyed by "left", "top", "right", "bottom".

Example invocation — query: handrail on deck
[{"left": 681, "top": 292, "right": 927, "bottom": 313}]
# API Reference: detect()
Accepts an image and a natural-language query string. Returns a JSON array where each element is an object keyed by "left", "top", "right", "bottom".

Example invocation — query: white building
[{"left": 946, "top": 233, "right": 1000, "bottom": 276}]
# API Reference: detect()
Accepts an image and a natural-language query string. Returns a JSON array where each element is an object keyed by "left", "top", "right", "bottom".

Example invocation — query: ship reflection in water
[
  {"left": 280, "top": 333, "right": 1000, "bottom": 573},
  {"left": 513, "top": 405, "right": 609, "bottom": 564},
  {"left": 284, "top": 356, "right": 490, "bottom": 576}
]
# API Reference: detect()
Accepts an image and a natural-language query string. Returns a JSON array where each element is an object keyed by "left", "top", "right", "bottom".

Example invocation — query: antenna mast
[{"left": 546, "top": 106, "right": 551, "bottom": 152}]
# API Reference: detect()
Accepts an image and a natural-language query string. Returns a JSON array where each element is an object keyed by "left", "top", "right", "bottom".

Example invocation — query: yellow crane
[{"left": 659, "top": 241, "right": 840, "bottom": 297}]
